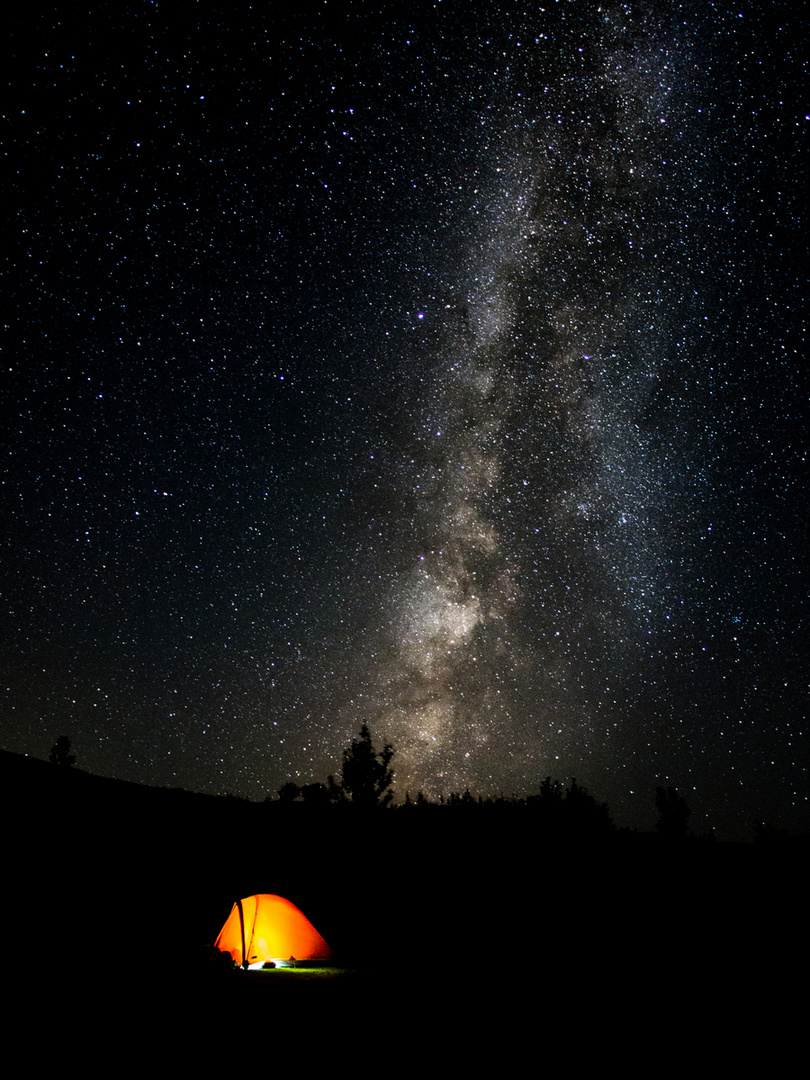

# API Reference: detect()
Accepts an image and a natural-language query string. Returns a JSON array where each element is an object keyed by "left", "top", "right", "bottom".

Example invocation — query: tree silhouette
[
  {"left": 326, "top": 774, "right": 345, "bottom": 803},
  {"left": 49, "top": 735, "right": 75, "bottom": 768},
  {"left": 341, "top": 724, "right": 394, "bottom": 808},
  {"left": 300, "top": 781, "right": 332, "bottom": 805},
  {"left": 563, "top": 777, "right": 614, "bottom": 835},
  {"left": 276, "top": 781, "right": 300, "bottom": 802},
  {"left": 655, "top": 786, "right": 691, "bottom": 839}
]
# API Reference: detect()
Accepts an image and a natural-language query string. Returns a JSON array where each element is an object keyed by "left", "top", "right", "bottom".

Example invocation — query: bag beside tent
[{"left": 215, "top": 894, "right": 331, "bottom": 967}]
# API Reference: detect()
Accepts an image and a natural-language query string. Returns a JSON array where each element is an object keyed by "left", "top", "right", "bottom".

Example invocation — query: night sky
[{"left": 3, "top": 1, "right": 806, "bottom": 838}]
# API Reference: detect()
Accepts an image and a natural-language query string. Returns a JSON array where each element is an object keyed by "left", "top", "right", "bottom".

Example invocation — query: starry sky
[{"left": 2, "top": 1, "right": 806, "bottom": 838}]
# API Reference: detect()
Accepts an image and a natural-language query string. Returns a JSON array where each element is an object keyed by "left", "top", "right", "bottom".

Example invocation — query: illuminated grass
[{"left": 246, "top": 965, "right": 350, "bottom": 979}]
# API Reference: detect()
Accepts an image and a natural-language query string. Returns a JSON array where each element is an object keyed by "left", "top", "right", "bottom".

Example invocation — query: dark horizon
[{"left": 3, "top": 738, "right": 802, "bottom": 845}]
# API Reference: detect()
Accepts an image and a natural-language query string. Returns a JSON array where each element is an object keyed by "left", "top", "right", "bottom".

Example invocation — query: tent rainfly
[{"left": 215, "top": 894, "right": 332, "bottom": 968}]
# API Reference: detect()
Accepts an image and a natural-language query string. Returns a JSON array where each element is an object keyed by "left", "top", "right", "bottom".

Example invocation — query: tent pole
[{"left": 236, "top": 897, "right": 247, "bottom": 969}]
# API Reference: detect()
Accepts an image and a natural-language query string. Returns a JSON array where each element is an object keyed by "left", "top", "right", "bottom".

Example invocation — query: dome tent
[{"left": 215, "top": 894, "right": 332, "bottom": 968}]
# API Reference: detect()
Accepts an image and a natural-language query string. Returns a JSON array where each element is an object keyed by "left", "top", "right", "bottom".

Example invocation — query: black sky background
[{"left": 2, "top": 1, "right": 806, "bottom": 839}]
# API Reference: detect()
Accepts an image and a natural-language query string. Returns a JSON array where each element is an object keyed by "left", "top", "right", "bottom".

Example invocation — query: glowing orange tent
[{"left": 215, "top": 894, "right": 331, "bottom": 968}]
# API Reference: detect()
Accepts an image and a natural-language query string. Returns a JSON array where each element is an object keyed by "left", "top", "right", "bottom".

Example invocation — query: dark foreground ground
[{"left": 3, "top": 753, "right": 805, "bottom": 1061}]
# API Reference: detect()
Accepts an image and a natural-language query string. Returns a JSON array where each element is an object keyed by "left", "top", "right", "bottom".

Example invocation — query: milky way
[
  {"left": 2, "top": 3, "right": 805, "bottom": 837},
  {"left": 370, "top": 24, "right": 694, "bottom": 792}
]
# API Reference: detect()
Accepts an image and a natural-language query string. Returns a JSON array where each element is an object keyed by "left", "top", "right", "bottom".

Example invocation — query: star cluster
[{"left": 2, "top": 2, "right": 805, "bottom": 837}]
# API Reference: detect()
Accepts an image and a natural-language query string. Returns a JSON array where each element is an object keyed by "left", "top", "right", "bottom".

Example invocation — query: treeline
[
  {"left": 48, "top": 726, "right": 697, "bottom": 839},
  {"left": 276, "top": 772, "right": 615, "bottom": 836},
  {"left": 269, "top": 724, "right": 700, "bottom": 840}
]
